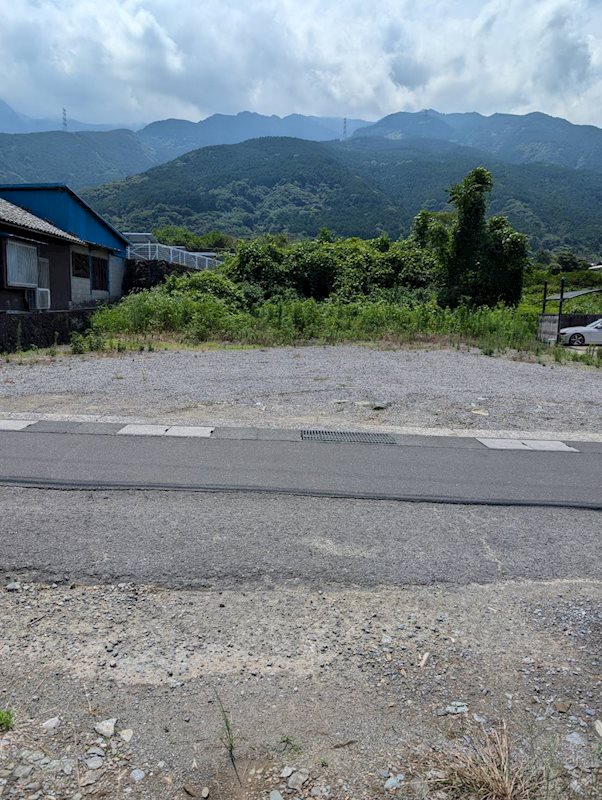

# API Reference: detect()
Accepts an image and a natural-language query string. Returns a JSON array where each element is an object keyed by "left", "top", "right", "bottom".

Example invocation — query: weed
[
  {"left": 279, "top": 735, "right": 301, "bottom": 754},
  {"left": 214, "top": 690, "right": 241, "bottom": 786},
  {"left": 0, "top": 708, "right": 13, "bottom": 731},
  {"left": 70, "top": 333, "right": 87, "bottom": 355},
  {"left": 48, "top": 331, "right": 59, "bottom": 357}
]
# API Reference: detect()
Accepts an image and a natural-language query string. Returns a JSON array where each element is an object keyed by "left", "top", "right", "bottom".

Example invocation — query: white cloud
[{"left": 0, "top": 0, "right": 600, "bottom": 126}]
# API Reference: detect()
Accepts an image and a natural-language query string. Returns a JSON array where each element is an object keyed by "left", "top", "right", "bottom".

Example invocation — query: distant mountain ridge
[
  {"left": 137, "top": 111, "right": 370, "bottom": 160},
  {"left": 0, "top": 98, "right": 134, "bottom": 134},
  {"left": 3, "top": 105, "right": 602, "bottom": 189},
  {"left": 354, "top": 109, "right": 602, "bottom": 171}
]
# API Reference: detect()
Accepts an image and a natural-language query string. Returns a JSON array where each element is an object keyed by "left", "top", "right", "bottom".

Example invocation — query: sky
[{"left": 1, "top": 0, "right": 602, "bottom": 127}]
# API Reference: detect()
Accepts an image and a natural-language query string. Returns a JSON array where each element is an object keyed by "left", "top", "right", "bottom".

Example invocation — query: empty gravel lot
[{"left": 0, "top": 345, "right": 599, "bottom": 433}]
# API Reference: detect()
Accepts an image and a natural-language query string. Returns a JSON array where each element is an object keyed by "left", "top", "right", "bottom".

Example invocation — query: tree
[
  {"left": 440, "top": 167, "right": 528, "bottom": 307},
  {"left": 482, "top": 217, "right": 529, "bottom": 306},
  {"left": 554, "top": 250, "right": 589, "bottom": 273},
  {"left": 442, "top": 167, "right": 493, "bottom": 307}
]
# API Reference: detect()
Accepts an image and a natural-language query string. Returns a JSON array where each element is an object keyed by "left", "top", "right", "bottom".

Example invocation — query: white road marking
[
  {"left": 477, "top": 438, "right": 531, "bottom": 450},
  {"left": 117, "top": 424, "right": 171, "bottom": 436},
  {"left": 522, "top": 440, "right": 578, "bottom": 452},
  {"left": 0, "top": 419, "right": 37, "bottom": 430},
  {"left": 165, "top": 426, "right": 214, "bottom": 438},
  {"left": 478, "top": 438, "right": 578, "bottom": 452}
]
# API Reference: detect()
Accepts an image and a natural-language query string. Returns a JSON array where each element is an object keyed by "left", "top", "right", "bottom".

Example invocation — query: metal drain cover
[{"left": 301, "top": 429, "right": 397, "bottom": 445}]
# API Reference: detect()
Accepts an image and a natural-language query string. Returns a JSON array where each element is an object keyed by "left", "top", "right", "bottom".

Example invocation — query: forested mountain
[
  {"left": 0, "top": 130, "right": 160, "bottom": 187},
  {"left": 84, "top": 136, "right": 602, "bottom": 255},
  {"left": 355, "top": 109, "right": 602, "bottom": 172}
]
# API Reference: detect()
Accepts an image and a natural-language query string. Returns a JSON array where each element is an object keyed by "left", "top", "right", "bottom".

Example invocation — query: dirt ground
[{"left": 1, "top": 578, "right": 601, "bottom": 799}]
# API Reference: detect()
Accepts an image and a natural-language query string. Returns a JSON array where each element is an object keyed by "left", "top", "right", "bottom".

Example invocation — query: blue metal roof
[{"left": 0, "top": 184, "right": 128, "bottom": 255}]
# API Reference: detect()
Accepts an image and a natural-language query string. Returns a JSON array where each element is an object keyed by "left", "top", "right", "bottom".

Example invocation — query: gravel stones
[
  {"left": 41, "top": 717, "right": 61, "bottom": 734},
  {"left": 5, "top": 582, "right": 21, "bottom": 592},
  {"left": 119, "top": 728, "right": 134, "bottom": 743},
  {"left": 94, "top": 718, "right": 117, "bottom": 737},
  {"left": 384, "top": 773, "right": 405, "bottom": 791},
  {"left": 446, "top": 701, "right": 469, "bottom": 715},
  {"left": 130, "top": 768, "right": 145, "bottom": 782},
  {"left": 566, "top": 732, "right": 587, "bottom": 747},
  {"left": 286, "top": 769, "right": 310, "bottom": 790}
]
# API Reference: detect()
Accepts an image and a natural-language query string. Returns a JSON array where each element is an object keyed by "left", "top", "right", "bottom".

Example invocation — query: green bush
[{"left": 163, "top": 270, "right": 245, "bottom": 308}]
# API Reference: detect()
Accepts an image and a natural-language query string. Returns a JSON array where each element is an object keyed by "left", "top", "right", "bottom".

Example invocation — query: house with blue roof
[{"left": 0, "top": 184, "right": 128, "bottom": 311}]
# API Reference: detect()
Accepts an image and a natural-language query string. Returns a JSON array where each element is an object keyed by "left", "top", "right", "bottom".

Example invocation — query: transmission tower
[
  {"left": 343, "top": 117, "right": 347, "bottom": 140},
  {"left": 62, "top": 108, "right": 67, "bottom": 131}
]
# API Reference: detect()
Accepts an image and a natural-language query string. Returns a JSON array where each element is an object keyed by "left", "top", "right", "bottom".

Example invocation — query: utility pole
[{"left": 62, "top": 108, "right": 67, "bottom": 131}]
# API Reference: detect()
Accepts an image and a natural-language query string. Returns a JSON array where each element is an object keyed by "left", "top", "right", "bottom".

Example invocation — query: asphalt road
[
  {"left": 0, "top": 429, "right": 600, "bottom": 507},
  {"left": 0, "top": 428, "right": 599, "bottom": 588}
]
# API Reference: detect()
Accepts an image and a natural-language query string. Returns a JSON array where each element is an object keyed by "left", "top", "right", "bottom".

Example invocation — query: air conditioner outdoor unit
[{"left": 35, "top": 288, "right": 51, "bottom": 310}]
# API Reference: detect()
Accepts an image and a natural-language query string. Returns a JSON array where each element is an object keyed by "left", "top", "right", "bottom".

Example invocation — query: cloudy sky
[{"left": 1, "top": 0, "right": 602, "bottom": 126}]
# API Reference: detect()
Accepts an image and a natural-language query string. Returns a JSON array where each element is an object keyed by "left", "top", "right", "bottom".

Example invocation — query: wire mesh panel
[{"left": 301, "top": 429, "right": 397, "bottom": 445}]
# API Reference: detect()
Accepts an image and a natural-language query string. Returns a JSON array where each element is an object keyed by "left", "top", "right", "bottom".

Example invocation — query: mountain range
[
  {"left": 3, "top": 104, "right": 602, "bottom": 187},
  {"left": 2, "top": 103, "right": 602, "bottom": 254},
  {"left": 0, "top": 98, "right": 134, "bottom": 134},
  {"left": 84, "top": 136, "right": 602, "bottom": 255}
]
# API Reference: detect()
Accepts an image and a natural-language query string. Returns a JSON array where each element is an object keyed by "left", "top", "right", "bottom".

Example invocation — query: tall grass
[{"left": 93, "top": 291, "right": 538, "bottom": 352}]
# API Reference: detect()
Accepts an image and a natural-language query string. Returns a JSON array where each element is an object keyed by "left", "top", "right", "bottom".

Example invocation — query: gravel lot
[
  {"left": 0, "top": 345, "right": 600, "bottom": 433},
  {"left": 1, "top": 577, "right": 600, "bottom": 800}
]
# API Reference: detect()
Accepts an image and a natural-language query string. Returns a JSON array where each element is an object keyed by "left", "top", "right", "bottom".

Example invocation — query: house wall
[
  {"left": 0, "top": 228, "right": 73, "bottom": 311},
  {"left": 40, "top": 242, "right": 71, "bottom": 310},
  {"left": 69, "top": 245, "right": 111, "bottom": 306},
  {"left": 109, "top": 255, "right": 125, "bottom": 299},
  {"left": 0, "top": 239, "right": 26, "bottom": 310}
]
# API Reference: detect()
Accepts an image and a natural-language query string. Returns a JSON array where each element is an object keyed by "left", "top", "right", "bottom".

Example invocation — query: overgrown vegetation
[{"left": 90, "top": 168, "right": 600, "bottom": 361}]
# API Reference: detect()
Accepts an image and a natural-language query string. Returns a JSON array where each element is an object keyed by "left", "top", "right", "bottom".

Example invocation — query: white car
[{"left": 559, "top": 318, "right": 602, "bottom": 346}]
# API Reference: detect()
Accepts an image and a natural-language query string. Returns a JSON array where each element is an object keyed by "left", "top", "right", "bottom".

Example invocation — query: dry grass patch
[{"left": 425, "top": 723, "right": 594, "bottom": 800}]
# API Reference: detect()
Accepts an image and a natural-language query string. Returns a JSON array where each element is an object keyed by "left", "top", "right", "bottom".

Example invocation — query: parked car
[{"left": 559, "top": 319, "right": 602, "bottom": 346}]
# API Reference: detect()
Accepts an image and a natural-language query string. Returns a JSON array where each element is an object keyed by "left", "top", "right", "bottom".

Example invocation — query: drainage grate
[{"left": 301, "top": 429, "right": 397, "bottom": 445}]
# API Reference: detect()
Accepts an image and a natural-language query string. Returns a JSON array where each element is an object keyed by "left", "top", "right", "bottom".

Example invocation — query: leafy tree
[
  {"left": 481, "top": 217, "right": 529, "bottom": 306},
  {"left": 553, "top": 250, "right": 589, "bottom": 273},
  {"left": 438, "top": 168, "right": 528, "bottom": 307},
  {"left": 154, "top": 225, "right": 235, "bottom": 251},
  {"left": 222, "top": 235, "right": 290, "bottom": 298},
  {"left": 442, "top": 167, "right": 493, "bottom": 307}
]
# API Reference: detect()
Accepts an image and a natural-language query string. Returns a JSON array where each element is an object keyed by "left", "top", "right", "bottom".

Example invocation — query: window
[
  {"left": 72, "top": 251, "right": 90, "bottom": 279},
  {"left": 38, "top": 258, "right": 50, "bottom": 289},
  {"left": 7, "top": 241, "right": 38, "bottom": 287},
  {"left": 91, "top": 256, "right": 108, "bottom": 291}
]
